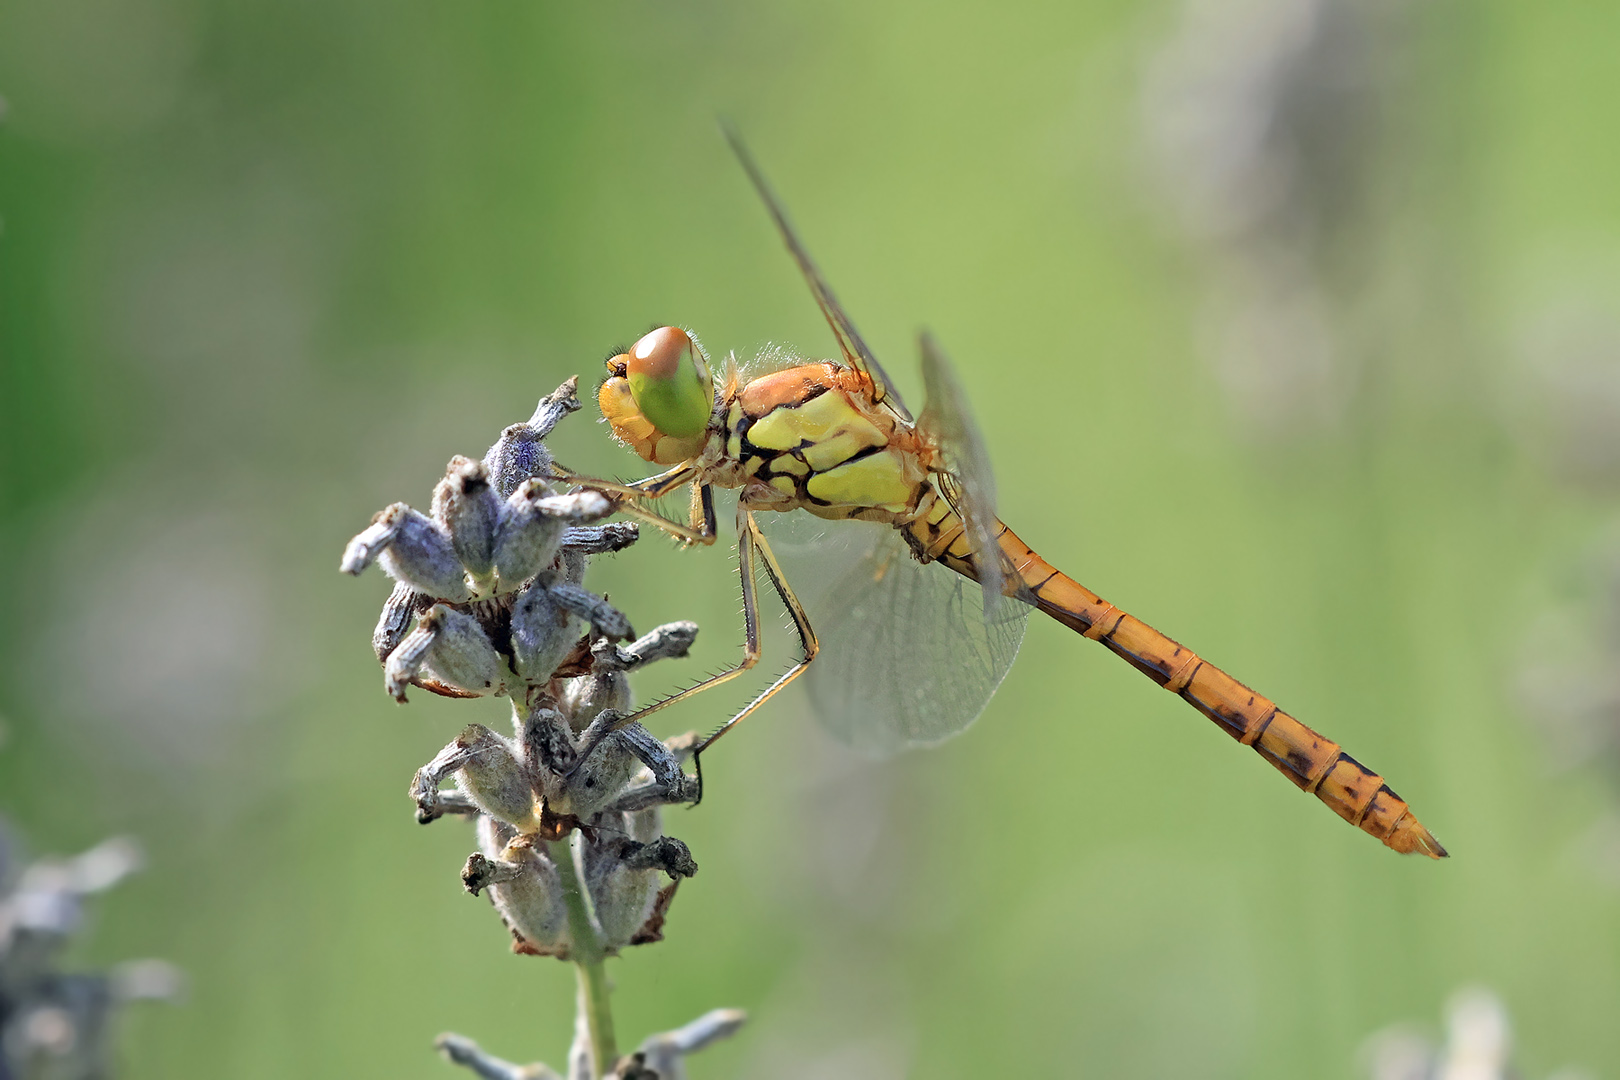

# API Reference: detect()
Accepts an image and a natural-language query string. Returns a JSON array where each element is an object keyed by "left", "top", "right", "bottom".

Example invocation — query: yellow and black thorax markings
[{"left": 722, "top": 363, "right": 924, "bottom": 513}]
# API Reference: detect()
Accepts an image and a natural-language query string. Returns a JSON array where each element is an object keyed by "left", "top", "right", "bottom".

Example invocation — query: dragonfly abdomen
[{"left": 915, "top": 508, "right": 1447, "bottom": 858}]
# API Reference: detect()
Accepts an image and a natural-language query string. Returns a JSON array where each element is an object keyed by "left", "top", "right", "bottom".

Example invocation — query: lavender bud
[
  {"left": 384, "top": 605, "right": 505, "bottom": 702},
  {"left": 483, "top": 380, "right": 580, "bottom": 499},
  {"left": 411, "top": 725, "right": 539, "bottom": 832},
  {"left": 581, "top": 835, "right": 665, "bottom": 951},
  {"left": 345, "top": 503, "right": 470, "bottom": 602},
  {"left": 566, "top": 731, "right": 643, "bottom": 820},
  {"left": 475, "top": 819, "right": 569, "bottom": 957},
  {"left": 559, "top": 670, "right": 630, "bottom": 729},
  {"left": 491, "top": 480, "right": 570, "bottom": 587},
  {"left": 510, "top": 578, "right": 579, "bottom": 683},
  {"left": 433, "top": 456, "right": 502, "bottom": 580}
]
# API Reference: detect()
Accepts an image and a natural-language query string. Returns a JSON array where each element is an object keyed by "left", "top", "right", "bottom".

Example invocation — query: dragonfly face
[{"left": 599, "top": 327, "right": 715, "bottom": 465}]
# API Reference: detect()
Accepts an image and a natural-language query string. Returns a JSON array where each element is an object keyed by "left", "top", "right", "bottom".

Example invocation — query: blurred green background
[{"left": 4, "top": 1, "right": 1620, "bottom": 1076}]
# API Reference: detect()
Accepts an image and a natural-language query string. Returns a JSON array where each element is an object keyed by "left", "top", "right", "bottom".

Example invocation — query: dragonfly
[{"left": 564, "top": 128, "right": 1446, "bottom": 859}]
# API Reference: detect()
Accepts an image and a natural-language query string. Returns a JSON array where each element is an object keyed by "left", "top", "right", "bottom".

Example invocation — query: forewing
[
  {"left": 918, "top": 332, "right": 1019, "bottom": 615},
  {"left": 722, "top": 123, "right": 914, "bottom": 422},
  {"left": 767, "top": 515, "right": 1029, "bottom": 758}
]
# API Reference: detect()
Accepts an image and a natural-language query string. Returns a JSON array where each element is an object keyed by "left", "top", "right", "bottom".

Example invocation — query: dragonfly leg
[
  {"left": 595, "top": 499, "right": 819, "bottom": 804},
  {"left": 609, "top": 481, "right": 718, "bottom": 547},
  {"left": 691, "top": 502, "right": 820, "bottom": 758},
  {"left": 552, "top": 460, "right": 719, "bottom": 547},
  {"left": 600, "top": 497, "right": 771, "bottom": 732},
  {"left": 550, "top": 461, "right": 697, "bottom": 500}
]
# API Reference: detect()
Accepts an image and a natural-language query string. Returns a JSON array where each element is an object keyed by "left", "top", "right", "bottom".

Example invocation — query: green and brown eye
[{"left": 624, "top": 327, "right": 713, "bottom": 438}]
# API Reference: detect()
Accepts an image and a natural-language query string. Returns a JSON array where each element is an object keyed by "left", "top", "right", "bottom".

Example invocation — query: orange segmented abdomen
[{"left": 910, "top": 509, "right": 1447, "bottom": 858}]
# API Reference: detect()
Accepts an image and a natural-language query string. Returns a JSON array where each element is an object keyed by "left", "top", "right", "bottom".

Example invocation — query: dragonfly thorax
[{"left": 712, "top": 362, "right": 935, "bottom": 524}]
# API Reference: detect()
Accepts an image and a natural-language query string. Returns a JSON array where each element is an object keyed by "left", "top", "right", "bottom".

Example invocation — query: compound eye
[{"left": 625, "top": 326, "right": 713, "bottom": 438}]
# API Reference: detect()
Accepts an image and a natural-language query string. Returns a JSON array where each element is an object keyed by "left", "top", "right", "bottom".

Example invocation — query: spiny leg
[
  {"left": 553, "top": 462, "right": 719, "bottom": 548},
  {"left": 692, "top": 504, "right": 820, "bottom": 756},
  {"left": 550, "top": 460, "right": 697, "bottom": 500},
  {"left": 606, "top": 497, "right": 770, "bottom": 731},
  {"left": 609, "top": 482, "right": 719, "bottom": 550}
]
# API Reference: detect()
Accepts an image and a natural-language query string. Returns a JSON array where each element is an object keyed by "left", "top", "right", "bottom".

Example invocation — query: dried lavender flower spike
[
  {"left": 435, "top": 456, "right": 503, "bottom": 582},
  {"left": 345, "top": 376, "right": 738, "bottom": 1079},
  {"left": 0, "top": 826, "right": 178, "bottom": 1080}
]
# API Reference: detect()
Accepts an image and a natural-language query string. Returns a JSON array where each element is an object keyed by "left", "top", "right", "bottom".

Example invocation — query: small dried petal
[
  {"left": 382, "top": 618, "right": 435, "bottom": 702},
  {"left": 518, "top": 706, "right": 578, "bottom": 783},
  {"left": 536, "top": 489, "right": 614, "bottom": 521},
  {"left": 559, "top": 522, "right": 640, "bottom": 556},
  {"left": 461, "top": 851, "right": 527, "bottom": 894},
  {"left": 373, "top": 582, "right": 431, "bottom": 662},
  {"left": 434, "top": 1033, "right": 564, "bottom": 1080},
  {"left": 637, "top": 1009, "right": 748, "bottom": 1076},
  {"left": 111, "top": 959, "right": 186, "bottom": 1003},
  {"left": 433, "top": 456, "right": 502, "bottom": 579},
  {"left": 339, "top": 512, "right": 400, "bottom": 575},
  {"left": 620, "top": 836, "right": 697, "bottom": 878},
  {"left": 549, "top": 582, "right": 632, "bottom": 641},
  {"left": 619, "top": 622, "right": 700, "bottom": 671}
]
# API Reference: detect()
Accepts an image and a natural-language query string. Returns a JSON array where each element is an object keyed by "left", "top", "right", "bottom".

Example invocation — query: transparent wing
[
  {"left": 722, "top": 122, "right": 914, "bottom": 422},
  {"left": 767, "top": 514, "right": 1029, "bottom": 758},
  {"left": 917, "top": 331, "right": 1023, "bottom": 615}
]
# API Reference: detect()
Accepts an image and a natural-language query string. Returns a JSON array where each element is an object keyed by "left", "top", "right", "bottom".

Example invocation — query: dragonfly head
[{"left": 599, "top": 326, "right": 715, "bottom": 465}]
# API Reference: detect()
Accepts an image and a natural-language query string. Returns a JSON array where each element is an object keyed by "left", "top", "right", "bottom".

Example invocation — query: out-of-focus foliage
[
  {"left": 2, "top": 0, "right": 1619, "bottom": 1077},
  {"left": 0, "top": 826, "right": 179, "bottom": 1079}
]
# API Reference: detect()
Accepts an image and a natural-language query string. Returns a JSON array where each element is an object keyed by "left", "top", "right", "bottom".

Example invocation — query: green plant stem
[{"left": 548, "top": 835, "right": 617, "bottom": 1075}]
